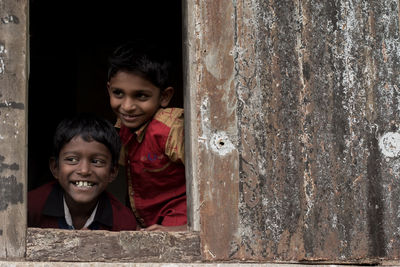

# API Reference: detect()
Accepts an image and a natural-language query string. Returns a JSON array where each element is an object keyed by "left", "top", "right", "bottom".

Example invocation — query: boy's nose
[
  {"left": 77, "top": 161, "right": 91, "bottom": 176},
  {"left": 121, "top": 98, "right": 136, "bottom": 112}
]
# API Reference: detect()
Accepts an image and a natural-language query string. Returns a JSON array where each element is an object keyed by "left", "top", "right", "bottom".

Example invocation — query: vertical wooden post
[
  {"left": 185, "top": 0, "right": 240, "bottom": 260},
  {"left": 182, "top": 0, "right": 200, "bottom": 232},
  {"left": 0, "top": 0, "right": 28, "bottom": 259}
]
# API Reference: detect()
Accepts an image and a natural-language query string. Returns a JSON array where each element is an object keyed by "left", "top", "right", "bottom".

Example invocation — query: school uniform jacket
[{"left": 28, "top": 181, "right": 137, "bottom": 231}]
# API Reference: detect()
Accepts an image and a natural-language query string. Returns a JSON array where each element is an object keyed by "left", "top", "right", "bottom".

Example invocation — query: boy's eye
[
  {"left": 92, "top": 158, "right": 106, "bottom": 166},
  {"left": 64, "top": 157, "right": 79, "bottom": 164},
  {"left": 137, "top": 93, "right": 150, "bottom": 101},
  {"left": 112, "top": 89, "right": 124, "bottom": 98}
]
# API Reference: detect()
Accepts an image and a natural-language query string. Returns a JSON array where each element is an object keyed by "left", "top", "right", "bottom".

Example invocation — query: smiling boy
[
  {"left": 107, "top": 42, "right": 186, "bottom": 231},
  {"left": 28, "top": 113, "right": 137, "bottom": 230}
]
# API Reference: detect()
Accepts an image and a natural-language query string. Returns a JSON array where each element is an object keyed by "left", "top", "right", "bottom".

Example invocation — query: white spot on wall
[
  {"left": 209, "top": 131, "right": 235, "bottom": 156},
  {"left": 0, "top": 44, "right": 6, "bottom": 75},
  {"left": 379, "top": 132, "right": 400, "bottom": 158},
  {"left": 332, "top": 213, "right": 337, "bottom": 229},
  {"left": 1, "top": 15, "right": 18, "bottom": 24},
  {"left": 160, "top": 264, "right": 179, "bottom": 267},
  {"left": 199, "top": 96, "right": 211, "bottom": 149},
  {"left": 0, "top": 58, "right": 5, "bottom": 74},
  {"left": 0, "top": 44, "right": 6, "bottom": 54},
  {"left": 205, "top": 49, "right": 222, "bottom": 79}
]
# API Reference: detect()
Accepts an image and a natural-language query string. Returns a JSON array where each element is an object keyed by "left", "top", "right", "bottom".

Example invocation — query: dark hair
[
  {"left": 52, "top": 113, "right": 121, "bottom": 168},
  {"left": 107, "top": 41, "right": 175, "bottom": 90}
]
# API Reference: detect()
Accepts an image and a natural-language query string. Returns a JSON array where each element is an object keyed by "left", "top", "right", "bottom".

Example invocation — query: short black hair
[
  {"left": 52, "top": 113, "right": 121, "bottom": 168},
  {"left": 107, "top": 40, "right": 175, "bottom": 90}
]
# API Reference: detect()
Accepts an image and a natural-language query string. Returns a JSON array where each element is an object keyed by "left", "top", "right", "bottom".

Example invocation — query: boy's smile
[
  {"left": 107, "top": 71, "right": 173, "bottom": 130},
  {"left": 50, "top": 136, "right": 117, "bottom": 210}
]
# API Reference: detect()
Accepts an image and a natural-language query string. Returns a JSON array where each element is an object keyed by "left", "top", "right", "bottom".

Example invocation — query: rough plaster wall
[
  {"left": 234, "top": 0, "right": 400, "bottom": 262},
  {"left": 189, "top": 0, "right": 400, "bottom": 263},
  {"left": 0, "top": 0, "right": 27, "bottom": 259}
]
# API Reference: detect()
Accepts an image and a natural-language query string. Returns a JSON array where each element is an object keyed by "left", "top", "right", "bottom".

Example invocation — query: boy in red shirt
[
  {"left": 28, "top": 113, "right": 137, "bottom": 231},
  {"left": 107, "top": 42, "right": 186, "bottom": 231}
]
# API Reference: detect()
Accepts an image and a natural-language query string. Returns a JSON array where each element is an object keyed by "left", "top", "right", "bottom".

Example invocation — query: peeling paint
[
  {"left": 205, "top": 49, "right": 222, "bottom": 79},
  {"left": 0, "top": 155, "right": 19, "bottom": 172},
  {"left": 0, "top": 155, "right": 22, "bottom": 211},
  {"left": 379, "top": 132, "right": 400, "bottom": 158},
  {"left": 0, "top": 175, "right": 23, "bottom": 211},
  {"left": 0, "top": 42, "right": 6, "bottom": 75},
  {"left": 0, "top": 60, "right": 4, "bottom": 75},
  {"left": 0, "top": 43, "right": 6, "bottom": 54},
  {"left": 0, "top": 101, "right": 24, "bottom": 109},
  {"left": 199, "top": 96, "right": 211, "bottom": 149},
  {"left": 0, "top": 14, "right": 19, "bottom": 24}
]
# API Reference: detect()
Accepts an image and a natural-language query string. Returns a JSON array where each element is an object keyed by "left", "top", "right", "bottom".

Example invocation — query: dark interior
[{"left": 28, "top": 0, "right": 183, "bottom": 199}]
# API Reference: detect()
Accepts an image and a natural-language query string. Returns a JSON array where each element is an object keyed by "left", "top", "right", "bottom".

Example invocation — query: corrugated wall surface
[{"left": 188, "top": 0, "right": 400, "bottom": 262}]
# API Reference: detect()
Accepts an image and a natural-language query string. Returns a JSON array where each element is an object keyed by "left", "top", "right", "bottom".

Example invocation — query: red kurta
[{"left": 119, "top": 108, "right": 186, "bottom": 227}]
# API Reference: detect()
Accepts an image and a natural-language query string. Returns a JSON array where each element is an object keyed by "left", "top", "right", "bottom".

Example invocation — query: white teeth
[{"left": 74, "top": 181, "right": 94, "bottom": 187}]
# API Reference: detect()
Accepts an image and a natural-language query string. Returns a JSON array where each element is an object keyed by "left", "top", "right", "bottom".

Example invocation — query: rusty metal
[{"left": 187, "top": 0, "right": 400, "bottom": 262}]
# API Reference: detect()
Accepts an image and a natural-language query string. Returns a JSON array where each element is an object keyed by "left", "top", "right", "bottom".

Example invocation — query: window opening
[{"left": 28, "top": 0, "right": 183, "bottom": 212}]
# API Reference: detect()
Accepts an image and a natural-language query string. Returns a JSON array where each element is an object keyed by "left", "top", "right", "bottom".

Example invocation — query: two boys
[{"left": 29, "top": 42, "right": 186, "bottom": 231}]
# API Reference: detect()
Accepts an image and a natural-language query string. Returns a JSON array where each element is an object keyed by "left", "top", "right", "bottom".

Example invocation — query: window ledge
[{"left": 26, "top": 228, "right": 201, "bottom": 262}]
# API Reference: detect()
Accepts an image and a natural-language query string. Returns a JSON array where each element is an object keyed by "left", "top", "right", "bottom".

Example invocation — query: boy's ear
[
  {"left": 106, "top": 82, "right": 111, "bottom": 94},
  {"left": 160, "top": 87, "right": 174, "bottom": 108},
  {"left": 49, "top": 157, "right": 59, "bottom": 180},
  {"left": 109, "top": 165, "right": 119, "bottom": 183}
]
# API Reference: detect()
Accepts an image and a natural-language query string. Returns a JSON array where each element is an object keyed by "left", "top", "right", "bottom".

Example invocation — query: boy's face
[
  {"left": 107, "top": 71, "right": 173, "bottom": 130},
  {"left": 50, "top": 136, "right": 117, "bottom": 209}
]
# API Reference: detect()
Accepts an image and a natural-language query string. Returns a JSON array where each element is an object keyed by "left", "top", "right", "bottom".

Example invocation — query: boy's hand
[{"left": 140, "top": 224, "right": 187, "bottom": 232}]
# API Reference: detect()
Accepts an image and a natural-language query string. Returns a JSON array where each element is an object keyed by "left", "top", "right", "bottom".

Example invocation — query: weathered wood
[
  {"left": 2, "top": 0, "right": 400, "bottom": 264},
  {"left": 184, "top": 0, "right": 240, "bottom": 261},
  {"left": 1, "top": 262, "right": 389, "bottom": 267},
  {"left": 0, "top": 0, "right": 27, "bottom": 259},
  {"left": 182, "top": 0, "right": 200, "bottom": 232},
  {"left": 26, "top": 228, "right": 201, "bottom": 262},
  {"left": 188, "top": 0, "right": 400, "bottom": 263}
]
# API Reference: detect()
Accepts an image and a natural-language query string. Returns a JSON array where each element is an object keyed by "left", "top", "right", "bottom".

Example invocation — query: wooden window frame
[{"left": 0, "top": 0, "right": 210, "bottom": 263}]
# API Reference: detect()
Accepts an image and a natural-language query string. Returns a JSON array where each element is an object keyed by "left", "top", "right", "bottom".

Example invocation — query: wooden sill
[{"left": 26, "top": 228, "right": 201, "bottom": 262}]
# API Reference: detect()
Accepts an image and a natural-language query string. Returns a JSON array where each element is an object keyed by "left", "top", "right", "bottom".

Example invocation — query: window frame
[{"left": 0, "top": 0, "right": 205, "bottom": 263}]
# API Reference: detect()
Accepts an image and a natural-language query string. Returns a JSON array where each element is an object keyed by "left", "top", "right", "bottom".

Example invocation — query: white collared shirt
[{"left": 63, "top": 196, "right": 99, "bottom": 229}]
